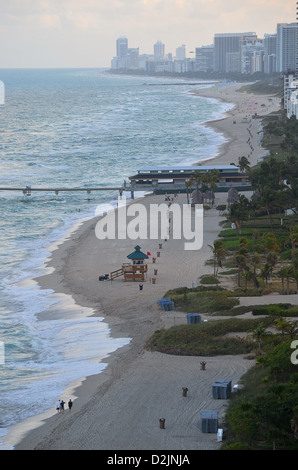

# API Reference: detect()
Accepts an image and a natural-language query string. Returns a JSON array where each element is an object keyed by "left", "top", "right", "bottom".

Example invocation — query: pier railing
[{"left": 0, "top": 185, "right": 125, "bottom": 196}]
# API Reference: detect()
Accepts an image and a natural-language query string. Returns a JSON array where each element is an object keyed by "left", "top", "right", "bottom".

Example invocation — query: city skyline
[
  {"left": 112, "top": 24, "right": 298, "bottom": 76},
  {"left": 0, "top": 0, "right": 296, "bottom": 68}
]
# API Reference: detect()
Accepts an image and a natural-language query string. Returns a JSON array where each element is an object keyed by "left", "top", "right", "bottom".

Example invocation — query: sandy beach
[{"left": 4, "top": 81, "right": 290, "bottom": 451}]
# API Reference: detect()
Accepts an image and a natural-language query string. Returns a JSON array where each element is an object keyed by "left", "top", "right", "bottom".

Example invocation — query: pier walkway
[{"left": 0, "top": 186, "right": 126, "bottom": 196}]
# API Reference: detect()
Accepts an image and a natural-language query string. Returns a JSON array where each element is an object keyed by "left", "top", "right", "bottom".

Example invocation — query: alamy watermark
[
  {"left": 0, "top": 81, "right": 5, "bottom": 105},
  {"left": 291, "top": 340, "right": 298, "bottom": 365},
  {"left": 94, "top": 196, "right": 203, "bottom": 251}
]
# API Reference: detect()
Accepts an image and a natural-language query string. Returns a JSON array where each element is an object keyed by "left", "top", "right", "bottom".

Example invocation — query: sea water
[{"left": 0, "top": 68, "right": 232, "bottom": 448}]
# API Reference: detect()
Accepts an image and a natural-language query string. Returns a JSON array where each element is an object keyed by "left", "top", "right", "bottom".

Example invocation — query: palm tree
[
  {"left": 259, "top": 186, "right": 279, "bottom": 231},
  {"left": 261, "top": 262, "right": 271, "bottom": 291},
  {"left": 208, "top": 169, "right": 219, "bottom": 205},
  {"left": 278, "top": 266, "right": 287, "bottom": 294},
  {"left": 209, "top": 240, "right": 228, "bottom": 277},
  {"left": 193, "top": 170, "right": 203, "bottom": 193},
  {"left": 261, "top": 232, "right": 281, "bottom": 253},
  {"left": 242, "top": 269, "right": 253, "bottom": 292},
  {"left": 278, "top": 265, "right": 294, "bottom": 295},
  {"left": 266, "top": 252, "right": 279, "bottom": 285},
  {"left": 289, "top": 226, "right": 298, "bottom": 261},
  {"left": 274, "top": 317, "right": 292, "bottom": 341},
  {"left": 287, "top": 320, "right": 298, "bottom": 339},
  {"left": 251, "top": 322, "right": 267, "bottom": 349},
  {"left": 252, "top": 229, "right": 260, "bottom": 251},
  {"left": 185, "top": 179, "right": 193, "bottom": 204},
  {"left": 192, "top": 170, "right": 205, "bottom": 204},
  {"left": 238, "top": 155, "right": 251, "bottom": 173},
  {"left": 251, "top": 252, "right": 261, "bottom": 276},
  {"left": 234, "top": 253, "right": 247, "bottom": 287}
]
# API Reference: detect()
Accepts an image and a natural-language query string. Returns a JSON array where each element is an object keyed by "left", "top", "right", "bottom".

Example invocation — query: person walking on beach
[
  {"left": 56, "top": 400, "right": 61, "bottom": 412},
  {"left": 60, "top": 400, "right": 65, "bottom": 413},
  {"left": 68, "top": 399, "right": 73, "bottom": 411}
]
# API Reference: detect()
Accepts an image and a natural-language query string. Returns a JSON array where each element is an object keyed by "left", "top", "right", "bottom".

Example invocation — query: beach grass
[
  {"left": 164, "top": 288, "right": 239, "bottom": 313},
  {"left": 146, "top": 316, "right": 274, "bottom": 356}
]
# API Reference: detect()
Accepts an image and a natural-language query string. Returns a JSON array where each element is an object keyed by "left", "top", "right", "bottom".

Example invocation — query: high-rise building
[
  {"left": 127, "top": 48, "right": 140, "bottom": 69},
  {"left": 214, "top": 32, "right": 257, "bottom": 73},
  {"left": 111, "top": 37, "right": 140, "bottom": 70},
  {"left": 276, "top": 23, "right": 298, "bottom": 72},
  {"left": 195, "top": 45, "right": 214, "bottom": 72},
  {"left": 116, "top": 37, "right": 128, "bottom": 59},
  {"left": 176, "top": 45, "right": 186, "bottom": 61},
  {"left": 263, "top": 34, "right": 277, "bottom": 74},
  {"left": 241, "top": 40, "right": 264, "bottom": 74},
  {"left": 154, "top": 41, "right": 165, "bottom": 61}
]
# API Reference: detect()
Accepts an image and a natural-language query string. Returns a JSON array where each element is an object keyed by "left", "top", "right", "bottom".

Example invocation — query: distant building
[
  {"left": 284, "top": 74, "right": 298, "bottom": 118},
  {"left": 111, "top": 37, "right": 140, "bottom": 70},
  {"left": 176, "top": 45, "right": 186, "bottom": 61},
  {"left": 116, "top": 36, "right": 128, "bottom": 59},
  {"left": 110, "top": 19, "right": 297, "bottom": 78},
  {"left": 154, "top": 59, "right": 173, "bottom": 73},
  {"left": 154, "top": 41, "right": 165, "bottom": 61},
  {"left": 226, "top": 51, "right": 241, "bottom": 73},
  {"left": 286, "top": 82, "right": 298, "bottom": 119},
  {"left": 214, "top": 32, "right": 257, "bottom": 73},
  {"left": 241, "top": 40, "right": 264, "bottom": 74},
  {"left": 195, "top": 45, "right": 214, "bottom": 72},
  {"left": 139, "top": 54, "right": 154, "bottom": 71},
  {"left": 263, "top": 34, "right": 277, "bottom": 74},
  {"left": 126, "top": 48, "right": 140, "bottom": 69},
  {"left": 277, "top": 23, "right": 298, "bottom": 73}
]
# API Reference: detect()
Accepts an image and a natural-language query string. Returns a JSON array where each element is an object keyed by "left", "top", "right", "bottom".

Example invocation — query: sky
[{"left": 0, "top": 0, "right": 296, "bottom": 68}]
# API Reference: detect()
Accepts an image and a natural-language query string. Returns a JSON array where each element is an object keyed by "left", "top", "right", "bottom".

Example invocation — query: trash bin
[
  {"left": 186, "top": 314, "right": 201, "bottom": 324},
  {"left": 212, "top": 380, "right": 232, "bottom": 399},
  {"left": 200, "top": 410, "right": 218, "bottom": 433}
]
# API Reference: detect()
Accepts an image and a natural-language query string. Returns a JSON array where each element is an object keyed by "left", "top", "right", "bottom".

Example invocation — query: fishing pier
[
  {"left": 0, "top": 185, "right": 127, "bottom": 197},
  {"left": 0, "top": 165, "right": 251, "bottom": 199}
]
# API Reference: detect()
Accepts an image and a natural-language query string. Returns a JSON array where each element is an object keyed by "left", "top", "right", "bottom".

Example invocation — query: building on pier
[{"left": 127, "top": 165, "right": 251, "bottom": 197}]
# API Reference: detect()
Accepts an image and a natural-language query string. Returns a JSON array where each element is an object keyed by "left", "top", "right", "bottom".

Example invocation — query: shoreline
[
  {"left": 191, "top": 82, "right": 281, "bottom": 167},
  {"left": 4, "top": 82, "right": 282, "bottom": 450}
]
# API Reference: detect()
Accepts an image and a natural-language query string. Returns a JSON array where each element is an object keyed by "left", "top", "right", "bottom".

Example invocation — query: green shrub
[
  {"left": 169, "top": 290, "right": 239, "bottom": 313},
  {"left": 200, "top": 274, "right": 220, "bottom": 284},
  {"left": 146, "top": 317, "right": 273, "bottom": 356},
  {"left": 252, "top": 304, "right": 298, "bottom": 317},
  {"left": 224, "top": 442, "right": 251, "bottom": 450}
]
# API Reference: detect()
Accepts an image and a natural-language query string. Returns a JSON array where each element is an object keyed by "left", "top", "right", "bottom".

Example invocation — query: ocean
[{"left": 0, "top": 68, "right": 232, "bottom": 449}]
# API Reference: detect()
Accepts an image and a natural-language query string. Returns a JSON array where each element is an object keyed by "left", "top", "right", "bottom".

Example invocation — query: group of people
[{"left": 56, "top": 398, "right": 73, "bottom": 413}]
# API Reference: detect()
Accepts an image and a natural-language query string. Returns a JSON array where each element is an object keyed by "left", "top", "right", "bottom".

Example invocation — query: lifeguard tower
[{"left": 122, "top": 245, "right": 149, "bottom": 281}]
